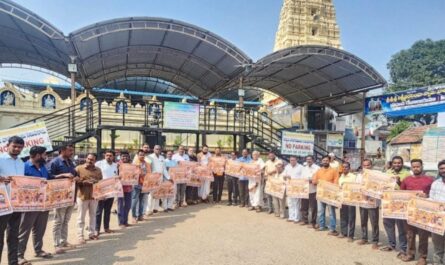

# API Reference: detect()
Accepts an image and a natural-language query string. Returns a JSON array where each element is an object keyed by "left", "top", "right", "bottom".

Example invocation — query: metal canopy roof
[
  {"left": 242, "top": 46, "right": 387, "bottom": 114},
  {"left": 69, "top": 17, "right": 252, "bottom": 95},
  {"left": 0, "top": 0, "right": 70, "bottom": 75},
  {"left": 0, "top": 0, "right": 387, "bottom": 114}
]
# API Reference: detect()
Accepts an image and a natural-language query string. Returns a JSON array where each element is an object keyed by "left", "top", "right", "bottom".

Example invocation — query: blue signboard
[{"left": 365, "top": 85, "right": 445, "bottom": 117}]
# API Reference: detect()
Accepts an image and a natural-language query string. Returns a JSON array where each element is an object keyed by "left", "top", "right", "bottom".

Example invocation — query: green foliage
[
  {"left": 226, "top": 136, "right": 233, "bottom": 148},
  {"left": 387, "top": 39, "right": 445, "bottom": 92},
  {"left": 173, "top": 135, "right": 182, "bottom": 149},
  {"left": 216, "top": 139, "right": 223, "bottom": 148},
  {"left": 388, "top": 120, "right": 412, "bottom": 141}
]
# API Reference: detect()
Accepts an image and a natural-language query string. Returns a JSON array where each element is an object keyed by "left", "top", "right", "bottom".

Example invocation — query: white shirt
[
  {"left": 149, "top": 153, "right": 169, "bottom": 180},
  {"left": 284, "top": 163, "right": 304, "bottom": 179},
  {"left": 252, "top": 158, "right": 265, "bottom": 170},
  {"left": 198, "top": 152, "right": 212, "bottom": 166},
  {"left": 303, "top": 163, "right": 320, "bottom": 193},
  {"left": 172, "top": 153, "right": 189, "bottom": 162},
  {"left": 0, "top": 153, "right": 25, "bottom": 176},
  {"left": 430, "top": 179, "right": 445, "bottom": 202},
  {"left": 95, "top": 160, "right": 118, "bottom": 179}
]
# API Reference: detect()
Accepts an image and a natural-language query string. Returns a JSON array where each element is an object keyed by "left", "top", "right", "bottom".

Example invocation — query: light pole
[{"left": 68, "top": 56, "right": 77, "bottom": 137}]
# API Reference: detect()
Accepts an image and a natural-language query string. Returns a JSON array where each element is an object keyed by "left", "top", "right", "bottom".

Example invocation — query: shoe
[
  {"left": 268, "top": 209, "right": 273, "bottom": 214},
  {"left": 18, "top": 258, "right": 32, "bottom": 264},
  {"left": 146, "top": 212, "right": 153, "bottom": 216},
  {"left": 61, "top": 242, "right": 74, "bottom": 250},
  {"left": 248, "top": 206, "right": 255, "bottom": 211},
  {"left": 286, "top": 219, "right": 293, "bottom": 222},
  {"left": 131, "top": 218, "right": 138, "bottom": 224},
  {"left": 227, "top": 202, "right": 233, "bottom": 206},
  {"left": 77, "top": 239, "right": 86, "bottom": 245},
  {"left": 380, "top": 246, "right": 394, "bottom": 252},
  {"left": 104, "top": 229, "right": 114, "bottom": 233},
  {"left": 300, "top": 222, "right": 308, "bottom": 226},
  {"left": 138, "top": 216, "right": 145, "bottom": 221},
  {"left": 88, "top": 235, "right": 99, "bottom": 241},
  {"left": 347, "top": 238, "right": 354, "bottom": 243},
  {"left": 309, "top": 224, "right": 317, "bottom": 229},
  {"left": 357, "top": 239, "right": 368, "bottom": 245},
  {"left": 317, "top": 227, "right": 328, "bottom": 232},
  {"left": 371, "top": 243, "right": 379, "bottom": 250},
  {"left": 167, "top": 208, "right": 174, "bottom": 212},
  {"left": 153, "top": 210, "right": 158, "bottom": 213},
  {"left": 119, "top": 225, "right": 126, "bottom": 229},
  {"left": 294, "top": 221, "right": 302, "bottom": 224},
  {"left": 256, "top": 207, "right": 262, "bottom": 213},
  {"left": 328, "top": 231, "right": 339, "bottom": 236},
  {"left": 124, "top": 224, "right": 131, "bottom": 227},
  {"left": 337, "top": 234, "right": 346, "bottom": 238}
]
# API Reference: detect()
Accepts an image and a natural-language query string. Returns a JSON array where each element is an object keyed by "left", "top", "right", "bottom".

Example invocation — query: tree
[
  {"left": 388, "top": 120, "right": 412, "bottom": 141},
  {"left": 387, "top": 39, "right": 445, "bottom": 92}
]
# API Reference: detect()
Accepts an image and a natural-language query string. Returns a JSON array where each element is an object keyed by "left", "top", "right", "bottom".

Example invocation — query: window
[
  {"left": 310, "top": 8, "right": 318, "bottom": 16},
  {"left": 0, "top": 90, "right": 15, "bottom": 106},
  {"left": 312, "top": 27, "right": 318, "bottom": 36},
  {"left": 42, "top": 94, "right": 56, "bottom": 109}
]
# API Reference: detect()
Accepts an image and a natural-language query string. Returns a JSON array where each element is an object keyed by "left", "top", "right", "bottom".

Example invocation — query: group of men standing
[{"left": 1, "top": 137, "right": 445, "bottom": 265}]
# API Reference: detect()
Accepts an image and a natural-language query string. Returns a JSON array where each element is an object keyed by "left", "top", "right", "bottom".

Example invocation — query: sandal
[
  {"left": 18, "top": 259, "right": 32, "bottom": 265},
  {"left": 399, "top": 254, "right": 415, "bottom": 262},
  {"left": 35, "top": 251, "right": 53, "bottom": 259},
  {"left": 380, "top": 246, "right": 393, "bottom": 252}
]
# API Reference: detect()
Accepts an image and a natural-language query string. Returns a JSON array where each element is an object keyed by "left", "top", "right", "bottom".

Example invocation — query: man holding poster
[
  {"left": 75, "top": 153, "right": 102, "bottom": 243},
  {"left": 149, "top": 145, "right": 172, "bottom": 212},
  {"left": 172, "top": 145, "right": 189, "bottom": 208},
  {"left": 95, "top": 150, "right": 118, "bottom": 235},
  {"left": 338, "top": 162, "right": 357, "bottom": 241},
  {"left": 381, "top": 156, "right": 410, "bottom": 254},
  {"left": 0, "top": 136, "right": 25, "bottom": 265},
  {"left": 18, "top": 146, "right": 53, "bottom": 264},
  {"left": 283, "top": 156, "right": 304, "bottom": 223},
  {"left": 301, "top": 155, "right": 319, "bottom": 228},
  {"left": 313, "top": 155, "right": 339, "bottom": 235},
  {"left": 430, "top": 160, "right": 445, "bottom": 265},
  {"left": 399, "top": 159, "right": 434, "bottom": 264},
  {"left": 47, "top": 144, "right": 77, "bottom": 254}
]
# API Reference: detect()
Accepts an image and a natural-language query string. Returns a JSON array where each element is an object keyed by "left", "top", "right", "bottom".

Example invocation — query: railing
[{"left": 11, "top": 96, "right": 342, "bottom": 162}]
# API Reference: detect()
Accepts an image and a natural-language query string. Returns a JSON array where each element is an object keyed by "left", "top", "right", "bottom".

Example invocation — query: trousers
[
  {"left": 175, "top": 183, "right": 186, "bottom": 204},
  {"left": 117, "top": 192, "right": 132, "bottom": 225},
  {"left": 18, "top": 211, "right": 49, "bottom": 259},
  {"left": 340, "top": 205, "right": 356, "bottom": 238},
  {"left": 432, "top": 233, "right": 445, "bottom": 264},
  {"left": 383, "top": 218, "right": 407, "bottom": 252},
  {"left": 226, "top": 176, "right": 239, "bottom": 204},
  {"left": 0, "top": 212, "right": 21, "bottom": 265},
  {"left": 301, "top": 193, "right": 317, "bottom": 224},
  {"left": 272, "top": 196, "right": 286, "bottom": 217},
  {"left": 95, "top": 197, "right": 114, "bottom": 232},
  {"left": 212, "top": 176, "right": 224, "bottom": 202},
  {"left": 360, "top": 207, "right": 379, "bottom": 243},
  {"left": 238, "top": 180, "right": 249, "bottom": 206},
  {"left": 76, "top": 198, "right": 98, "bottom": 239},
  {"left": 405, "top": 222, "right": 429, "bottom": 259},
  {"left": 288, "top": 198, "right": 302, "bottom": 222},
  {"left": 53, "top": 205, "right": 74, "bottom": 247}
]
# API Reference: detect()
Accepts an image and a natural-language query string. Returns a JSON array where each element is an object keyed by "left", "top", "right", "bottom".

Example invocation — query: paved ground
[{"left": 11, "top": 201, "right": 426, "bottom": 265}]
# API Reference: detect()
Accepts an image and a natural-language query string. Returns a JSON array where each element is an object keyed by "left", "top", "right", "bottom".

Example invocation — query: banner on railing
[
  {"left": 280, "top": 131, "right": 314, "bottom": 156},
  {"left": 163, "top": 102, "right": 200, "bottom": 130},
  {"left": 0, "top": 122, "right": 52, "bottom": 157}
]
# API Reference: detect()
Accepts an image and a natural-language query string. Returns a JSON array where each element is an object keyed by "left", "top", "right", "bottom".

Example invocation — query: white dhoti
[
  {"left": 287, "top": 197, "right": 302, "bottom": 222},
  {"left": 198, "top": 180, "right": 211, "bottom": 200},
  {"left": 146, "top": 193, "right": 160, "bottom": 213},
  {"left": 249, "top": 180, "right": 263, "bottom": 207}
]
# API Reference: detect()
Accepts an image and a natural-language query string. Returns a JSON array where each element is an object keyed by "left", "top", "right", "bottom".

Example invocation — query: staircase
[{"left": 11, "top": 97, "right": 340, "bottom": 162}]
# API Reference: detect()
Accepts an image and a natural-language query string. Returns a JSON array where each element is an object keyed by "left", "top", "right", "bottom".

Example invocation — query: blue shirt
[
  {"left": 46, "top": 156, "right": 76, "bottom": 178},
  {"left": 25, "top": 161, "right": 52, "bottom": 180},
  {"left": 165, "top": 159, "right": 178, "bottom": 170},
  {"left": 237, "top": 156, "right": 252, "bottom": 181}
]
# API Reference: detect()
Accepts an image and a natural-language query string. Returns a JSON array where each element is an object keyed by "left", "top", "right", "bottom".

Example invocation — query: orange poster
[
  {"left": 286, "top": 179, "right": 309, "bottom": 199},
  {"left": 265, "top": 178, "right": 286, "bottom": 199},
  {"left": 169, "top": 167, "right": 189, "bottom": 184},
  {"left": 93, "top": 177, "right": 124, "bottom": 200},
  {"left": 362, "top": 169, "right": 397, "bottom": 199},
  {"left": 193, "top": 166, "right": 214, "bottom": 181},
  {"left": 119, "top": 163, "right": 139, "bottom": 186},
  {"left": 407, "top": 197, "right": 445, "bottom": 235},
  {"left": 382, "top": 190, "right": 423, "bottom": 220},
  {"left": 242, "top": 163, "right": 262, "bottom": 182},
  {"left": 45, "top": 178, "right": 75, "bottom": 210},
  {"left": 142, "top": 172, "right": 162, "bottom": 193},
  {"left": 316, "top": 180, "right": 342, "bottom": 208},
  {"left": 152, "top": 181, "right": 175, "bottom": 199},
  {"left": 208, "top": 157, "right": 226, "bottom": 175},
  {"left": 0, "top": 184, "right": 12, "bottom": 216},
  {"left": 225, "top": 160, "right": 244, "bottom": 178},
  {"left": 10, "top": 176, "right": 46, "bottom": 212},
  {"left": 187, "top": 173, "right": 202, "bottom": 187}
]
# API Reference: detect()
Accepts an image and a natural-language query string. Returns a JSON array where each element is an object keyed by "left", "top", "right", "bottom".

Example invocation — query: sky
[{"left": 1, "top": 0, "right": 445, "bottom": 85}]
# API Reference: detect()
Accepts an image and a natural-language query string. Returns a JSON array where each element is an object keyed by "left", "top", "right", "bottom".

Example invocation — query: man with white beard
[
  {"left": 284, "top": 156, "right": 304, "bottom": 223},
  {"left": 197, "top": 145, "right": 212, "bottom": 203}
]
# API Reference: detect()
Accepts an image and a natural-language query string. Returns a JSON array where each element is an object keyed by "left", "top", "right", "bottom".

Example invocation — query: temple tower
[{"left": 274, "top": 0, "right": 341, "bottom": 51}]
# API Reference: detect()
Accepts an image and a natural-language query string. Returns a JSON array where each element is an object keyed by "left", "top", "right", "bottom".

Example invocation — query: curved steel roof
[{"left": 0, "top": 0, "right": 387, "bottom": 114}]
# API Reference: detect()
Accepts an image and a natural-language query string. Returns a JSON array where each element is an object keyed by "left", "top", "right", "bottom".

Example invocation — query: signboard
[
  {"left": 0, "top": 122, "right": 52, "bottom": 157},
  {"left": 407, "top": 197, "right": 445, "bottom": 235},
  {"left": 118, "top": 164, "right": 139, "bottom": 186},
  {"left": 264, "top": 178, "right": 286, "bottom": 199},
  {"left": 44, "top": 178, "right": 75, "bottom": 209},
  {"left": 327, "top": 134, "right": 344, "bottom": 148},
  {"left": 341, "top": 182, "right": 363, "bottom": 206},
  {"left": 281, "top": 131, "right": 314, "bottom": 156},
  {"left": 382, "top": 190, "right": 423, "bottom": 220},
  {"left": 10, "top": 176, "right": 46, "bottom": 212},
  {"left": 152, "top": 181, "right": 176, "bottom": 199},
  {"left": 365, "top": 85, "right": 445, "bottom": 117},
  {"left": 163, "top": 102, "right": 200, "bottom": 130},
  {"left": 141, "top": 172, "right": 162, "bottom": 193}
]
